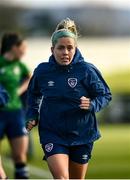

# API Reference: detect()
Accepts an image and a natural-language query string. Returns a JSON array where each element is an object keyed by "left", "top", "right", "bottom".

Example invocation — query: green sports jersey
[{"left": 0, "top": 56, "right": 30, "bottom": 111}]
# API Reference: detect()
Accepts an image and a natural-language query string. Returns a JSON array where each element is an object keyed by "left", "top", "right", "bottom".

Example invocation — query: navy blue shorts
[
  {"left": 42, "top": 142, "right": 94, "bottom": 164},
  {"left": 0, "top": 110, "right": 27, "bottom": 139}
]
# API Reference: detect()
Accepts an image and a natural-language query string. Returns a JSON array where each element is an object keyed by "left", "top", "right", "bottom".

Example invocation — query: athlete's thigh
[
  {"left": 69, "top": 159, "right": 88, "bottom": 179},
  {"left": 69, "top": 143, "right": 94, "bottom": 179},
  {"left": 42, "top": 143, "right": 69, "bottom": 179},
  {"left": 9, "top": 136, "right": 28, "bottom": 160},
  {"left": 47, "top": 154, "right": 69, "bottom": 179}
]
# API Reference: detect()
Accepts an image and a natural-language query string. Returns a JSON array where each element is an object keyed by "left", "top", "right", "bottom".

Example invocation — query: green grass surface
[
  {"left": 1, "top": 124, "right": 130, "bottom": 179},
  {"left": 105, "top": 69, "right": 130, "bottom": 94},
  {"left": 87, "top": 124, "right": 130, "bottom": 179}
]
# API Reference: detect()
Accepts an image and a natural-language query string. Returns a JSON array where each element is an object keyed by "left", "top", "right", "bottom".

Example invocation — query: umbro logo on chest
[{"left": 48, "top": 81, "right": 55, "bottom": 87}]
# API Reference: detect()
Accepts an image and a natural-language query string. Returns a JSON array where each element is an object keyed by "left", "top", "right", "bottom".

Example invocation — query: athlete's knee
[
  {"left": 13, "top": 152, "right": 27, "bottom": 162},
  {"left": 59, "top": 174, "right": 69, "bottom": 179},
  {"left": 53, "top": 172, "right": 69, "bottom": 179}
]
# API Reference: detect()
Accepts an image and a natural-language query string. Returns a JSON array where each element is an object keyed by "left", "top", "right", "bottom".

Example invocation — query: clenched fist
[
  {"left": 80, "top": 96, "right": 91, "bottom": 110},
  {"left": 26, "top": 120, "right": 38, "bottom": 132}
]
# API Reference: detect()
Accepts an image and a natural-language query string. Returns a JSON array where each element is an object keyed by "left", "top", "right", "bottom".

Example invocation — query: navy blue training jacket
[
  {"left": 27, "top": 49, "right": 112, "bottom": 146},
  {"left": 0, "top": 85, "right": 9, "bottom": 107}
]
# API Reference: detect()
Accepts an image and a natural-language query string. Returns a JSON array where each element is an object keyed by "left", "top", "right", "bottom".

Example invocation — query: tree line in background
[{"left": 0, "top": 2, "right": 130, "bottom": 37}]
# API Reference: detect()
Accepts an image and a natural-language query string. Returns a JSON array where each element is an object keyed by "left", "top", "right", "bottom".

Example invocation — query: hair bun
[{"left": 55, "top": 18, "right": 78, "bottom": 37}]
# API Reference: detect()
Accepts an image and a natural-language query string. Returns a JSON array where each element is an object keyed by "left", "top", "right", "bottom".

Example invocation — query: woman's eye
[
  {"left": 57, "top": 46, "right": 64, "bottom": 50},
  {"left": 67, "top": 46, "right": 73, "bottom": 51},
  {"left": 68, "top": 47, "right": 73, "bottom": 51},
  {"left": 57, "top": 46, "right": 73, "bottom": 51}
]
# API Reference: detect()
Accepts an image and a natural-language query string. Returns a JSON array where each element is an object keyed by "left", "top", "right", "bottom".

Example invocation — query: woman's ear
[{"left": 51, "top": 47, "right": 54, "bottom": 54}]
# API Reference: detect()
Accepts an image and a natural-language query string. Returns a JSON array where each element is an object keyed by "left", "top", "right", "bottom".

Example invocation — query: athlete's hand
[
  {"left": 80, "top": 96, "right": 91, "bottom": 110},
  {"left": 26, "top": 120, "right": 38, "bottom": 132}
]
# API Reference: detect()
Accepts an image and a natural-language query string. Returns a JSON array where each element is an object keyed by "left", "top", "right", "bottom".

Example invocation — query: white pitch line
[{"left": 3, "top": 157, "right": 52, "bottom": 179}]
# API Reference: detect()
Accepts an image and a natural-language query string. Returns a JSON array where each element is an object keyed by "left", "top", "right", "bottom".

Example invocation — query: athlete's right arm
[{"left": 26, "top": 69, "right": 43, "bottom": 132}]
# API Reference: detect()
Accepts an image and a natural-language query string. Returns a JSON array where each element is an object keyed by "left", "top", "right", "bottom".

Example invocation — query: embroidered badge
[
  {"left": 45, "top": 143, "right": 53, "bottom": 152},
  {"left": 68, "top": 78, "right": 77, "bottom": 88}
]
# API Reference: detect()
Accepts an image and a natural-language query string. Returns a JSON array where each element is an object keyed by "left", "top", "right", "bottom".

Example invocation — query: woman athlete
[
  {"left": 26, "top": 18, "right": 112, "bottom": 179},
  {"left": 0, "top": 33, "right": 30, "bottom": 179}
]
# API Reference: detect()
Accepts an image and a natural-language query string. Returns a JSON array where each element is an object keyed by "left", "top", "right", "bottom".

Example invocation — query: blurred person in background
[
  {"left": 26, "top": 18, "right": 112, "bottom": 179},
  {"left": 0, "top": 84, "right": 9, "bottom": 179},
  {"left": 0, "top": 33, "right": 30, "bottom": 179}
]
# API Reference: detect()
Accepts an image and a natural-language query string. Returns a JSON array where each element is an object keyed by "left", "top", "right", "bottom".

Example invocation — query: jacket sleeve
[
  {"left": 0, "top": 85, "right": 9, "bottom": 107},
  {"left": 26, "top": 70, "right": 43, "bottom": 121},
  {"left": 83, "top": 64, "right": 112, "bottom": 113}
]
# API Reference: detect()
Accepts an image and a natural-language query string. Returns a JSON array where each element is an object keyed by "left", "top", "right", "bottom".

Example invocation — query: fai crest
[
  {"left": 68, "top": 78, "right": 77, "bottom": 88},
  {"left": 45, "top": 143, "right": 53, "bottom": 152}
]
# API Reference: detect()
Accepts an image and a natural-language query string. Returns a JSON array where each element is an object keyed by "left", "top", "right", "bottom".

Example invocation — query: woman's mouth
[{"left": 61, "top": 57, "right": 69, "bottom": 62}]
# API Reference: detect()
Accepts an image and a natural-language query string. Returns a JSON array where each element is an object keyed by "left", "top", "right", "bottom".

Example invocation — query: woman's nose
[{"left": 63, "top": 48, "right": 69, "bottom": 55}]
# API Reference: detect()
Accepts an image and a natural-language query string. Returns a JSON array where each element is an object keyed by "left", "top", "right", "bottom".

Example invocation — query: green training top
[{"left": 0, "top": 56, "right": 30, "bottom": 111}]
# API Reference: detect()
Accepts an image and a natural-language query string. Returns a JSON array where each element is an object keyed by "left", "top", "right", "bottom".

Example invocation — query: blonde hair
[
  {"left": 51, "top": 18, "right": 78, "bottom": 46},
  {"left": 55, "top": 18, "right": 78, "bottom": 37}
]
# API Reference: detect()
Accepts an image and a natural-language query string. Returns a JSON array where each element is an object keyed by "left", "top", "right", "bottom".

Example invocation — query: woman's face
[
  {"left": 51, "top": 37, "right": 76, "bottom": 66},
  {"left": 11, "top": 40, "right": 27, "bottom": 59}
]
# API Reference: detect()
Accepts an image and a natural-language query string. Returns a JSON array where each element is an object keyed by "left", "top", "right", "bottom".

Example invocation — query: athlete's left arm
[{"left": 83, "top": 66, "right": 112, "bottom": 113}]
